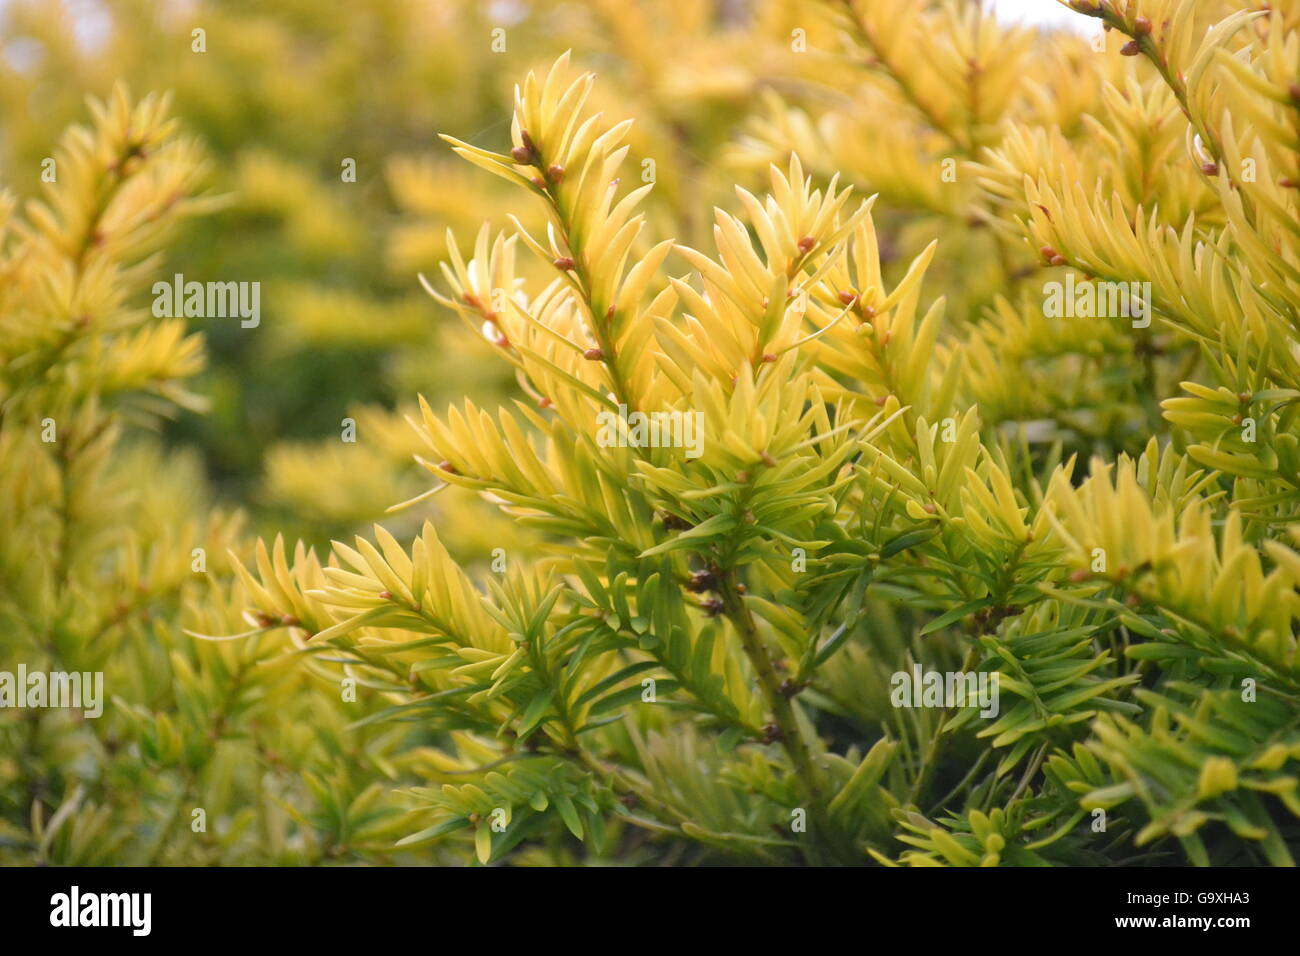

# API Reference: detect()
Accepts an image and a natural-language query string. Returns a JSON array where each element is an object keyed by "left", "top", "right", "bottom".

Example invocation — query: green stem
[{"left": 717, "top": 570, "right": 842, "bottom": 863}]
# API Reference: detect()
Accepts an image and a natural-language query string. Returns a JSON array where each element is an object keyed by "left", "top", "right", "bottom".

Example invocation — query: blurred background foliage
[{"left": 0, "top": 0, "right": 834, "bottom": 556}]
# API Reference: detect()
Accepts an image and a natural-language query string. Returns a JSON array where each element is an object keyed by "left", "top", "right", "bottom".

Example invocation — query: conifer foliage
[{"left": 5, "top": 0, "right": 1300, "bottom": 866}]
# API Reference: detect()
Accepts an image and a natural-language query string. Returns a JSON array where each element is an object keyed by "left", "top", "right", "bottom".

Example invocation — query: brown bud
[
  {"left": 538, "top": 396, "right": 553, "bottom": 409},
  {"left": 511, "top": 146, "right": 533, "bottom": 164},
  {"left": 685, "top": 569, "right": 716, "bottom": 593},
  {"left": 1068, "top": 568, "right": 1090, "bottom": 583},
  {"left": 1201, "top": 162, "right": 1219, "bottom": 176},
  {"left": 1133, "top": 16, "right": 1151, "bottom": 35},
  {"left": 1050, "top": 255, "right": 1067, "bottom": 266},
  {"left": 583, "top": 347, "right": 604, "bottom": 361},
  {"left": 379, "top": 590, "right": 392, "bottom": 600},
  {"left": 553, "top": 256, "right": 576, "bottom": 271},
  {"left": 1120, "top": 39, "right": 1141, "bottom": 56},
  {"left": 437, "top": 460, "right": 457, "bottom": 474},
  {"left": 547, "top": 164, "right": 565, "bottom": 182},
  {"left": 797, "top": 236, "right": 817, "bottom": 254},
  {"left": 838, "top": 290, "right": 858, "bottom": 305},
  {"left": 761, "top": 352, "right": 777, "bottom": 363},
  {"left": 701, "top": 597, "right": 725, "bottom": 617}
]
